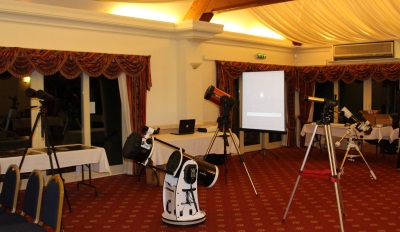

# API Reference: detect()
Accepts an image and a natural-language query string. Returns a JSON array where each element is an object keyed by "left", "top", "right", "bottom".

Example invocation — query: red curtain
[
  {"left": 0, "top": 46, "right": 151, "bottom": 132},
  {"left": 296, "top": 63, "right": 400, "bottom": 83},
  {"left": 297, "top": 79, "right": 315, "bottom": 147}
]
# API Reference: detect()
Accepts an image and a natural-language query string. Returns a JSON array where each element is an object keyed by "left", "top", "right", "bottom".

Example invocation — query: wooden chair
[
  {"left": 0, "top": 175, "right": 64, "bottom": 232},
  {"left": 0, "top": 169, "right": 44, "bottom": 225},
  {"left": 0, "top": 164, "right": 20, "bottom": 213}
]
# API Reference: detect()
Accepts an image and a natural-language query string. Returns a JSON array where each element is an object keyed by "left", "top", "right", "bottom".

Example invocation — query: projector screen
[{"left": 241, "top": 70, "right": 286, "bottom": 132}]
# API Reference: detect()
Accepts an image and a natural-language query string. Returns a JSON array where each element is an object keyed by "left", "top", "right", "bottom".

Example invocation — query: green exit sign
[{"left": 257, "top": 53, "right": 266, "bottom": 59}]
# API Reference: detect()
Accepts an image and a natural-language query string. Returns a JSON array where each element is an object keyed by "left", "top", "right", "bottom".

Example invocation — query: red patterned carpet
[{"left": 26, "top": 147, "right": 400, "bottom": 231}]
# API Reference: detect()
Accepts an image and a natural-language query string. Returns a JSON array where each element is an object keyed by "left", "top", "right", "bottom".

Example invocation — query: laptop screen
[{"left": 178, "top": 119, "right": 195, "bottom": 134}]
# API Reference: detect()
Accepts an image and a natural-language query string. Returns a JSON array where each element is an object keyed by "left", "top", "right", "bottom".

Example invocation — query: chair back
[
  {"left": 0, "top": 164, "right": 20, "bottom": 213},
  {"left": 40, "top": 175, "right": 64, "bottom": 232},
  {"left": 22, "top": 169, "right": 44, "bottom": 223}
]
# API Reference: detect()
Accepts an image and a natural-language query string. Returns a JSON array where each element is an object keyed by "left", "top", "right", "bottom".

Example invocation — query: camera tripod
[
  {"left": 5, "top": 96, "right": 18, "bottom": 131},
  {"left": 336, "top": 124, "right": 377, "bottom": 180},
  {"left": 251, "top": 133, "right": 280, "bottom": 159},
  {"left": 282, "top": 98, "right": 345, "bottom": 232},
  {"left": 19, "top": 100, "right": 72, "bottom": 212},
  {"left": 203, "top": 114, "right": 258, "bottom": 196}
]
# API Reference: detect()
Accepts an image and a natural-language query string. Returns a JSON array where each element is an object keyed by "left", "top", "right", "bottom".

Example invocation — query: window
[
  {"left": 44, "top": 73, "right": 82, "bottom": 146},
  {"left": 0, "top": 72, "right": 31, "bottom": 139},
  {"left": 339, "top": 79, "right": 363, "bottom": 119},
  {"left": 372, "top": 79, "right": 399, "bottom": 127},
  {"left": 372, "top": 79, "right": 399, "bottom": 114},
  {"left": 313, "top": 81, "right": 334, "bottom": 122}
]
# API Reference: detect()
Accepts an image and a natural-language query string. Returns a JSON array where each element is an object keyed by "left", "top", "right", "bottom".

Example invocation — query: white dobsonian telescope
[{"left": 122, "top": 126, "right": 219, "bottom": 225}]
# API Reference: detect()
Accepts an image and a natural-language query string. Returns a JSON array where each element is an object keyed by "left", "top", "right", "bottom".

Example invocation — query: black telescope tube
[
  {"left": 25, "top": 88, "right": 37, "bottom": 98},
  {"left": 154, "top": 137, "right": 185, "bottom": 153},
  {"left": 36, "top": 90, "right": 54, "bottom": 102}
]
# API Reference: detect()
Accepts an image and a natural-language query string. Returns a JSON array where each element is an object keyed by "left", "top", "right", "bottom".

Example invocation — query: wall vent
[{"left": 333, "top": 41, "right": 395, "bottom": 61}]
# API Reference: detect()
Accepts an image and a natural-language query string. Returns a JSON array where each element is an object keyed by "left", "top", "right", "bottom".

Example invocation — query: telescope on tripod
[
  {"left": 203, "top": 85, "right": 258, "bottom": 196},
  {"left": 20, "top": 88, "right": 72, "bottom": 212},
  {"left": 122, "top": 126, "right": 218, "bottom": 225},
  {"left": 283, "top": 95, "right": 346, "bottom": 232},
  {"left": 335, "top": 107, "right": 376, "bottom": 180}
]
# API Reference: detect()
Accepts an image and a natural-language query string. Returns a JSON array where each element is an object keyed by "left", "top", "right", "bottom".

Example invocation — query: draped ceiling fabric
[
  {"left": 250, "top": 0, "right": 400, "bottom": 46},
  {"left": 0, "top": 46, "right": 151, "bottom": 133},
  {"left": 217, "top": 61, "right": 400, "bottom": 147}
]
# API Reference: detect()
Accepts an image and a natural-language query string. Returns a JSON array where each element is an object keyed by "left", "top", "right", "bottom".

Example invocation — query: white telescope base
[
  {"left": 162, "top": 211, "right": 206, "bottom": 226},
  {"left": 161, "top": 160, "right": 206, "bottom": 226}
]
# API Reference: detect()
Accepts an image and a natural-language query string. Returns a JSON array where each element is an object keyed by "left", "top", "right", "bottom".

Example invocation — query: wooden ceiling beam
[
  {"left": 184, "top": 0, "right": 292, "bottom": 22},
  {"left": 184, "top": 0, "right": 213, "bottom": 22}
]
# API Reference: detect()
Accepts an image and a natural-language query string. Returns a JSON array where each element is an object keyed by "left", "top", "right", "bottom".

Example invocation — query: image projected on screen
[{"left": 241, "top": 70, "right": 286, "bottom": 132}]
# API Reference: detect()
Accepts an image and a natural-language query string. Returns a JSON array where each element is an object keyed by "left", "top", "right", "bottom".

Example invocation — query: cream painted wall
[
  {"left": 294, "top": 47, "right": 332, "bottom": 66},
  {"left": 203, "top": 39, "right": 294, "bottom": 65}
]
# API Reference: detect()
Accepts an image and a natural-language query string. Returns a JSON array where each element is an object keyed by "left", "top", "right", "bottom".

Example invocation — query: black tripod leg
[
  {"left": 203, "top": 127, "right": 229, "bottom": 182},
  {"left": 203, "top": 127, "right": 220, "bottom": 160},
  {"left": 42, "top": 115, "right": 73, "bottom": 212},
  {"left": 19, "top": 111, "right": 42, "bottom": 170},
  {"left": 251, "top": 148, "right": 278, "bottom": 159},
  {"left": 51, "top": 149, "right": 73, "bottom": 212}
]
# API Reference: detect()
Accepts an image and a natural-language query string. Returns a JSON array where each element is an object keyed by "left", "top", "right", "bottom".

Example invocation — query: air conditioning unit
[{"left": 333, "top": 41, "right": 398, "bottom": 61}]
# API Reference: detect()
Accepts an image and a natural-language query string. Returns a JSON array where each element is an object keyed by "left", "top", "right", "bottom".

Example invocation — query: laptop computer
[{"left": 171, "top": 119, "right": 196, "bottom": 135}]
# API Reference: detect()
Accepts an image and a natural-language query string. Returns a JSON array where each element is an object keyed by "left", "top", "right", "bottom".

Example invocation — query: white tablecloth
[
  {"left": 390, "top": 128, "right": 399, "bottom": 143},
  {"left": 0, "top": 144, "right": 111, "bottom": 175},
  {"left": 301, "top": 123, "right": 393, "bottom": 142},
  {"left": 151, "top": 132, "right": 239, "bottom": 166}
]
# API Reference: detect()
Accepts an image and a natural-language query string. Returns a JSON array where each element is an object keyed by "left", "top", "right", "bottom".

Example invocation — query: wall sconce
[
  {"left": 23, "top": 76, "right": 31, "bottom": 83},
  {"left": 190, "top": 62, "right": 202, "bottom": 69}
]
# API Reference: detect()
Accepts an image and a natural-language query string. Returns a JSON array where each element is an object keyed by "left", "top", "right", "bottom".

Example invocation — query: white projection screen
[{"left": 241, "top": 70, "right": 286, "bottom": 132}]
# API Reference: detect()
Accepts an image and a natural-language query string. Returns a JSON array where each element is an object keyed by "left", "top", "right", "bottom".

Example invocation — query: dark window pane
[
  {"left": 339, "top": 80, "right": 363, "bottom": 119},
  {"left": 269, "top": 132, "right": 282, "bottom": 143},
  {"left": 44, "top": 73, "right": 82, "bottom": 146},
  {"left": 313, "top": 81, "right": 334, "bottom": 122},
  {"left": 372, "top": 79, "right": 399, "bottom": 114},
  {"left": 244, "top": 131, "right": 260, "bottom": 146}
]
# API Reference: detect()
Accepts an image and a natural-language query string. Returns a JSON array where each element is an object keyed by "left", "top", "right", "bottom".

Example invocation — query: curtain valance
[
  {"left": 0, "top": 46, "right": 151, "bottom": 134},
  {"left": 0, "top": 47, "right": 152, "bottom": 90},
  {"left": 297, "top": 63, "right": 400, "bottom": 84},
  {"left": 216, "top": 60, "right": 296, "bottom": 80}
]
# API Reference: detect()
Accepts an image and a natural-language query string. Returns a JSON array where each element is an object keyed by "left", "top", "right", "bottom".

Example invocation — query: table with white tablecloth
[
  {"left": 301, "top": 123, "right": 394, "bottom": 160},
  {"left": 0, "top": 144, "right": 111, "bottom": 175},
  {"left": 390, "top": 128, "right": 399, "bottom": 143},
  {"left": 301, "top": 123, "right": 393, "bottom": 142},
  {"left": 151, "top": 132, "right": 239, "bottom": 166},
  {"left": 1, "top": 144, "right": 111, "bottom": 198}
]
